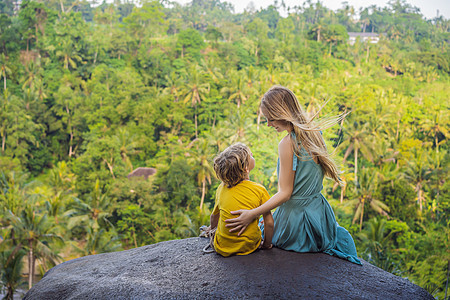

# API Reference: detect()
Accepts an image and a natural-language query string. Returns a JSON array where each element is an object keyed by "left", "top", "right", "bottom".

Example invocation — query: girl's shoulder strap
[
  {"left": 289, "top": 131, "right": 299, "bottom": 171},
  {"left": 290, "top": 131, "right": 303, "bottom": 150}
]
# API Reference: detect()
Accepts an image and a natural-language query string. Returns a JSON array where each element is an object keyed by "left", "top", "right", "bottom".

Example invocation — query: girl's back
[{"left": 271, "top": 134, "right": 361, "bottom": 265}]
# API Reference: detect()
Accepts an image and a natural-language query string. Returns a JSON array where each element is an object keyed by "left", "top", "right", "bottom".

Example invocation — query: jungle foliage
[{"left": 0, "top": 0, "right": 448, "bottom": 298}]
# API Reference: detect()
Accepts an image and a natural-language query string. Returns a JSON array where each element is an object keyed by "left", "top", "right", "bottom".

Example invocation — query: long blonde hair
[{"left": 261, "top": 85, "right": 346, "bottom": 184}]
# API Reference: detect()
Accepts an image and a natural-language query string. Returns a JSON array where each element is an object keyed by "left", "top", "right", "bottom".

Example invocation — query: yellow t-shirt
[{"left": 212, "top": 180, "right": 270, "bottom": 257}]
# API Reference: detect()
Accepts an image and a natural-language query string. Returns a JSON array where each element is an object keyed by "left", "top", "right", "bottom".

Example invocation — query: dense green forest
[{"left": 0, "top": 0, "right": 448, "bottom": 298}]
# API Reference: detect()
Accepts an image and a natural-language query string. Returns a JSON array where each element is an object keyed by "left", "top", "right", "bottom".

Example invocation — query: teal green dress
[{"left": 263, "top": 133, "right": 361, "bottom": 265}]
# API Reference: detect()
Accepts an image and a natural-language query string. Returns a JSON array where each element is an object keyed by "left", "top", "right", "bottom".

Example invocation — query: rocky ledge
[{"left": 24, "top": 237, "right": 432, "bottom": 299}]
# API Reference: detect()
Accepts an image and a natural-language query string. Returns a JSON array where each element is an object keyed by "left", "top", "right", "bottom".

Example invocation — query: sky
[{"left": 173, "top": 0, "right": 449, "bottom": 19}]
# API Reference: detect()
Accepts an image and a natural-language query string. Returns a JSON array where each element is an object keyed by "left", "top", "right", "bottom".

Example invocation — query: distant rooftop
[
  {"left": 127, "top": 167, "right": 157, "bottom": 180},
  {"left": 347, "top": 32, "right": 384, "bottom": 45},
  {"left": 348, "top": 32, "right": 380, "bottom": 37}
]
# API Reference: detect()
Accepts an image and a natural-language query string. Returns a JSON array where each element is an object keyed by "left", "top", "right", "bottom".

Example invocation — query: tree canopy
[{"left": 0, "top": 0, "right": 448, "bottom": 298}]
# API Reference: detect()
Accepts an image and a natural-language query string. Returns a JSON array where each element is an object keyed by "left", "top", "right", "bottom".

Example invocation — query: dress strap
[
  {"left": 290, "top": 131, "right": 299, "bottom": 171},
  {"left": 292, "top": 153, "right": 298, "bottom": 171}
]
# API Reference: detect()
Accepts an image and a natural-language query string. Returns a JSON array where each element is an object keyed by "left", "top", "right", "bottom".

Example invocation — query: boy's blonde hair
[{"left": 214, "top": 143, "right": 251, "bottom": 188}]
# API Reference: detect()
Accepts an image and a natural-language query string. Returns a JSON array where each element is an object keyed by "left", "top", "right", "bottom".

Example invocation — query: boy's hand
[
  {"left": 259, "top": 240, "right": 273, "bottom": 250},
  {"left": 261, "top": 243, "right": 273, "bottom": 250}
]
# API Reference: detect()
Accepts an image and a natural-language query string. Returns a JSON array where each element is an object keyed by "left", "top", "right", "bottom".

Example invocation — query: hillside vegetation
[{"left": 0, "top": 0, "right": 448, "bottom": 298}]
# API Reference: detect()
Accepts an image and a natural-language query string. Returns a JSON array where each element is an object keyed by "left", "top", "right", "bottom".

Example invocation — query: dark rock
[
  {"left": 24, "top": 237, "right": 432, "bottom": 300},
  {"left": 127, "top": 167, "right": 156, "bottom": 179}
]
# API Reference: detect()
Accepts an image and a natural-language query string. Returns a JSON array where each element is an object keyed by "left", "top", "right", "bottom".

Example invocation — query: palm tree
[
  {"left": 19, "top": 56, "right": 47, "bottom": 103},
  {"left": 173, "top": 205, "right": 211, "bottom": 238},
  {"left": 48, "top": 161, "right": 76, "bottom": 192},
  {"left": 30, "top": 163, "right": 75, "bottom": 229},
  {"left": 20, "top": 57, "right": 42, "bottom": 91},
  {"left": 162, "top": 71, "right": 183, "bottom": 102},
  {"left": 188, "top": 138, "right": 215, "bottom": 210},
  {"left": 389, "top": 25, "right": 401, "bottom": 43},
  {"left": 348, "top": 167, "right": 389, "bottom": 231},
  {"left": 222, "top": 108, "right": 254, "bottom": 144},
  {"left": 73, "top": 228, "right": 121, "bottom": 256},
  {"left": 402, "top": 148, "right": 432, "bottom": 211},
  {"left": 358, "top": 217, "right": 403, "bottom": 249},
  {"left": 361, "top": 17, "right": 370, "bottom": 33},
  {"left": 30, "top": 184, "right": 68, "bottom": 225},
  {"left": 201, "top": 57, "right": 224, "bottom": 85},
  {"left": 8, "top": 205, "right": 63, "bottom": 289},
  {"left": 340, "top": 120, "right": 374, "bottom": 191},
  {"left": 325, "top": 32, "right": 340, "bottom": 57},
  {"left": 357, "top": 217, "right": 401, "bottom": 273},
  {"left": 65, "top": 179, "right": 114, "bottom": 232},
  {"left": 0, "top": 242, "right": 26, "bottom": 300},
  {"left": 0, "top": 90, "right": 12, "bottom": 153},
  {"left": 173, "top": 210, "right": 199, "bottom": 238},
  {"left": 311, "top": 23, "right": 324, "bottom": 42},
  {"left": 21, "top": 87, "right": 39, "bottom": 111},
  {"left": 52, "top": 73, "right": 85, "bottom": 157},
  {"left": 204, "top": 126, "right": 230, "bottom": 152},
  {"left": 300, "top": 81, "right": 325, "bottom": 116},
  {"left": 113, "top": 128, "right": 139, "bottom": 172},
  {"left": 220, "top": 71, "right": 251, "bottom": 108},
  {"left": 332, "top": 168, "right": 354, "bottom": 203},
  {"left": 420, "top": 108, "right": 448, "bottom": 158},
  {"left": 276, "top": 62, "right": 298, "bottom": 87},
  {"left": 0, "top": 171, "right": 28, "bottom": 216},
  {"left": 254, "top": 69, "right": 273, "bottom": 129},
  {"left": 0, "top": 53, "right": 12, "bottom": 90},
  {"left": 385, "top": 95, "right": 410, "bottom": 151},
  {"left": 55, "top": 38, "right": 83, "bottom": 70},
  {"left": 181, "top": 65, "right": 210, "bottom": 138}
]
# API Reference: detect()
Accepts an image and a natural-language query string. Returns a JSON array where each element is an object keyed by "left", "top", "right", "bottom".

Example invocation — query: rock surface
[{"left": 25, "top": 237, "right": 432, "bottom": 299}]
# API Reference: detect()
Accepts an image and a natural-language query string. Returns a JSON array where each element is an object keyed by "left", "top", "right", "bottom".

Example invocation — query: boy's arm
[
  {"left": 261, "top": 211, "right": 274, "bottom": 249},
  {"left": 210, "top": 184, "right": 221, "bottom": 230},
  {"left": 210, "top": 212, "right": 220, "bottom": 230}
]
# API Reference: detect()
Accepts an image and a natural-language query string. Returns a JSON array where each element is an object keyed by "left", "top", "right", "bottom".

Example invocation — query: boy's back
[{"left": 213, "top": 180, "right": 270, "bottom": 257}]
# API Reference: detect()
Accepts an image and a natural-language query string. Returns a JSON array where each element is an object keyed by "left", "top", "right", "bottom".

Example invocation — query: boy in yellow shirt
[{"left": 209, "top": 143, "right": 274, "bottom": 257}]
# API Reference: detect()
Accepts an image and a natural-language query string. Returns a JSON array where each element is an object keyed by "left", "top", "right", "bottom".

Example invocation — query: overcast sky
[{"left": 173, "top": 0, "right": 449, "bottom": 19}]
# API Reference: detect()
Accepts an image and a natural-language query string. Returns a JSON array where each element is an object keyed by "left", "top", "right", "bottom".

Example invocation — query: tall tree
[
  {"left": 340, "top": 119, "right": 374, "bottom": 191},
  {"left": 0, "top": 91, "right": 41, "bottom": 161},
  {"left": 220, "top": 70, "right": 252, "bottom": 108},
  {"left": 73, "top": 228, "right": 121, "bottom": 256},
  {"left": 402, "top": 148, "right": 432, "bottom": 211},
  {"left": 0, "top": 240, "right": 26, "bottom": 300},
  {"left": 123, "top": 0, "right": 166, "bottom": 55},
  {"left": 244, "top": 17, "right": 269, "bottom": 60},
  {"left": 188, "top": 138, "right": 215, "bottom": 210},
  {"left": 0, "top": 54, "right": 12, "bottom": 90},
  {"left": 349, "top": 167, "right": 390, "bottom": 231},
  {"left": 181, "top": 65, "right": 210, "bottom": 138},
  {"left": 8, "top": 204, "right": 63, "bottom": 289},
  {"left": 52, "top": 73, "right": 86, "bottom": 158},
  {"left": 65, "top": 179, "right": 114, "bottom": 232}
]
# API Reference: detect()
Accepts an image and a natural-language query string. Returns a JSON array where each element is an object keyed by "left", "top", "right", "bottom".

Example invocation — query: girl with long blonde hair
[{"left": 225, "top": 85, "right": 361, "bottom": 265}]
